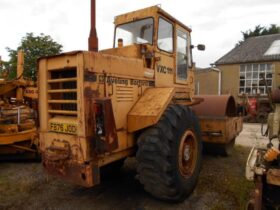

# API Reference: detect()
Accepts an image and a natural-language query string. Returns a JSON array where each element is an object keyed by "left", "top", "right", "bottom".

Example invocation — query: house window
[{"left": 239, "top": 63, "right": 273, "bottom": 95}]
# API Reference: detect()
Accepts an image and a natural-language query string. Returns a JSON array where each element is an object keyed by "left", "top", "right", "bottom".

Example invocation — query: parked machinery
[
  {"left": 39, "top": 1, "right": 242, "bottom": 201},
  {"left": 239, "top": 74, "right": 274, "bottom": 123},
  {"left": 246, "top": 88, "right": 280, "bottom": 210},
  {"left": 0, "top": 51, "right": 38, "bottom": 159},
  {"left": 239, "top": 95, "right": 272, "bottom": 123}
]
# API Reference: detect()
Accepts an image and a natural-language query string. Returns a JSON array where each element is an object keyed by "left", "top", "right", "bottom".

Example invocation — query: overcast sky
[{"left": 0, "top": 0, "right": 279, "bottom": 67}]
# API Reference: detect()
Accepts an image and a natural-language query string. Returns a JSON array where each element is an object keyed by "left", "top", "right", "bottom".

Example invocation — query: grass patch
[
  {"left": 0, "top": 175, "right": 12, "bottom": 203},
  {"left": 0, "top": 175, "right": 10, "bottom": 191},
  {"left": 198, "top": 172, "right": 254, "bottom": 209},
  {"left": 0, "top": 175, "right": 9, "bottom": 184},
  {"left": 210, "top": 202, "right": 227, "bottom": 210},
  {"left": 224, "top": 174, "right": 254, "bottom": 209},
  {"left": 197, "top": 146, "right": 254, "bottom": 209}
]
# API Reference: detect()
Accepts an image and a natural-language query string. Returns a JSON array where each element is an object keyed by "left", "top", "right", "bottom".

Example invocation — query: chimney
[{"left": 88, "top": 0, "right": 98, "bottom": 51}]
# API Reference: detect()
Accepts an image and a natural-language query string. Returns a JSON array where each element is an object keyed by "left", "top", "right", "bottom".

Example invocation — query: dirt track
[{"left": 0, "top": 124, "right": 261, "bottom": 210}]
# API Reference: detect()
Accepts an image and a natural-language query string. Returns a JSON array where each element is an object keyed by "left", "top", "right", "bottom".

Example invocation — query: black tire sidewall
[
  {"left": 136, "top": 105, "right": 202, "bottom": 202},
  {"left": 170, "top": 106, "right": 202, "bottom": 199}
]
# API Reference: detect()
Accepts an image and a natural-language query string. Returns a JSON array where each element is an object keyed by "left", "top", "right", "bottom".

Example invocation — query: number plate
[{"left": 49, "top": 122, "right": 77, "bottom": 135}]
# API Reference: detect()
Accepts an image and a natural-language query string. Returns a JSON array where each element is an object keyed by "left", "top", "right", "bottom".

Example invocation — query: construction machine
[
  {"left": 0, "top": 51, "right": 38, "bottom": 159},
  {"left": 39, "top": 1, "right": 242, "bottom": 201},
  {"left": 246, "top": 88, "right": 280, "bottom": 210},
  {"left": 238, "top": 94, "right": 272, "bottom": 123}
]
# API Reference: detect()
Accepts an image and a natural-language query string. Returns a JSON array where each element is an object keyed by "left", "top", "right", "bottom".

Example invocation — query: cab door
[
  {"left": 175, "top": 28, "right": 191, "bottom": 85},
  {"left": 154, "top": 17, "right": 175, "bottom": 87}
]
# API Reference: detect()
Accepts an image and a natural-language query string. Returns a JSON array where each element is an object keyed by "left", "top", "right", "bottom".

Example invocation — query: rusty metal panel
[
  {"left": 93, "top": 98, "right": 119, "bottom": 153},
  {"left": 83, "top": 51, "right": 146, "bottom": 78},
  {"left": 88, "top": 0, "right": 98, "bottom": 51},
  {"left": 267, "top": 169, "right": 280, "bottom": 186},
  {"left": 38, "top": 59, "right": 49, "bottom": 132},
  {"left": 196, "top": 117, "right": 226, "bottom": 144},
  {"left": 192, "top": 95, "right": 237, "bottom": 117},
  {"left": 43, "top": 155, "right": 99, "bottom": 188},
  {"left": 46, "top": 54, "right": 77, "bottom": 71},
  {"left": 192, "top": 95, "right": 242, "bottom": 144},
  {"left": 196, "top": 116, "right": 242, "bottom": 144},
  {"left": 40, "top": 132, "right": 88, "bottom": 162},
  {"left": 128, "top": 87, "right": 175, "bottom": 132}
]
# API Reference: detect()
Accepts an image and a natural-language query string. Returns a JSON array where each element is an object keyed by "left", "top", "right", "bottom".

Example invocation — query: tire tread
[{"left": 136, "top": 105, "right": 202, "bottom": 201}]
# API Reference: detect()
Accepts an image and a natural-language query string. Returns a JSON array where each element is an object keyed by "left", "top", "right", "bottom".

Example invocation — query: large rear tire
[{"left": 136, "top": 105, "right": 202, "bottom": 202}]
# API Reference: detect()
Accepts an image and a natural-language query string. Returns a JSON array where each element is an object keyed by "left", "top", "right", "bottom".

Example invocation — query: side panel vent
[
  {"left": 116, "top": 85, "right": 134, "bottom": 102},
  {"left": 48, "top": 68, "right": 78, "bottom": 116}
]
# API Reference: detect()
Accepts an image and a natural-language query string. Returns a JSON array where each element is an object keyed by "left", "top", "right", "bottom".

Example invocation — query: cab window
[
  {"left": 176, "top": 29, "right": 188, "bottom": 80},
  {"left": 115, "top": 18, "right": 153, "bottom": 47},
  {"left": 157, "top": 18, "right": 173, "bottom": 53}
]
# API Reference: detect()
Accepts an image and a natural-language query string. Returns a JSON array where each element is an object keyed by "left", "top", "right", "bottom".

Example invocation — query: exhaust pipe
[{"left": 88, "top": 0, "right": 98, "bottom": 51}]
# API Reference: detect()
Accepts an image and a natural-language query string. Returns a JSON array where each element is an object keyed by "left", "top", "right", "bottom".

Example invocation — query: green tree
[
  {"left": 238, "top": 24, "right": 280, "bottom": 45},
  {"left": 0, "top": 59, "right": 11, "bottom": 79},
  {"left": 6, "top": 33, "right": 63, "bottom": 81}
]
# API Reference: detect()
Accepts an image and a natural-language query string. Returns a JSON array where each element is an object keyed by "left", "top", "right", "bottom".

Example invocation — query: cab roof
[{"left": 114, "top": 5, "right": 192, "bottom": 32}]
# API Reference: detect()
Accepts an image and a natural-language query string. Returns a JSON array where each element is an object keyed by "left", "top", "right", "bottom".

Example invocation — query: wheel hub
[
  {"left": 184, "top": 145, "right": 190, "bottom": 161},
  {"left": 178, "top": 130, "right": 197, "bottom": 178}
]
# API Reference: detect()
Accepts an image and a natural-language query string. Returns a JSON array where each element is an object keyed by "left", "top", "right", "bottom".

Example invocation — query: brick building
[{"left": 195, "top": 34, "right": 280, "bottom": 103}]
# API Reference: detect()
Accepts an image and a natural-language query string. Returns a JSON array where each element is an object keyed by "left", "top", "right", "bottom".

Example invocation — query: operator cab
[
  {"left": 110, "top": 6, "right": 204, "bottom": 88},
  {"left": 115, "top": 18, "right": 153, "bottom": 47}
]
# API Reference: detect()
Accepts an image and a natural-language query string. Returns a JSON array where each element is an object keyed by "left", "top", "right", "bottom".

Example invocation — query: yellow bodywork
[
  {"left": 0, "top": 51, "right": 38, "bottom": 157},
  {"left": 128, "top": 87, "right": 175, "bottom": 132},
  {"left": 39, "top": 6, "right": 200, "bottom": 187}
]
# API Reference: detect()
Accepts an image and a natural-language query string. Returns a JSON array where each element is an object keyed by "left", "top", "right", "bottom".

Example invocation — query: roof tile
[{"left": 215, "top": 34, "right": 280, "bottom": 65}]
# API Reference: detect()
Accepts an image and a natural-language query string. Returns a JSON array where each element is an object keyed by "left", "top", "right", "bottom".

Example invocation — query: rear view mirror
[{"left": 197, "top": 44, "right": 205, "bottom": 51}]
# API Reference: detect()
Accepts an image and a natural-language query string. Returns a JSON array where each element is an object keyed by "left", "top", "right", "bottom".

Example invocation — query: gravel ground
[
  {"left": 236, "top": 123, "right": 279, "bottom": 148},
  {"left": 0, "top": 123, "right": 265, "bottom": 210}
]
